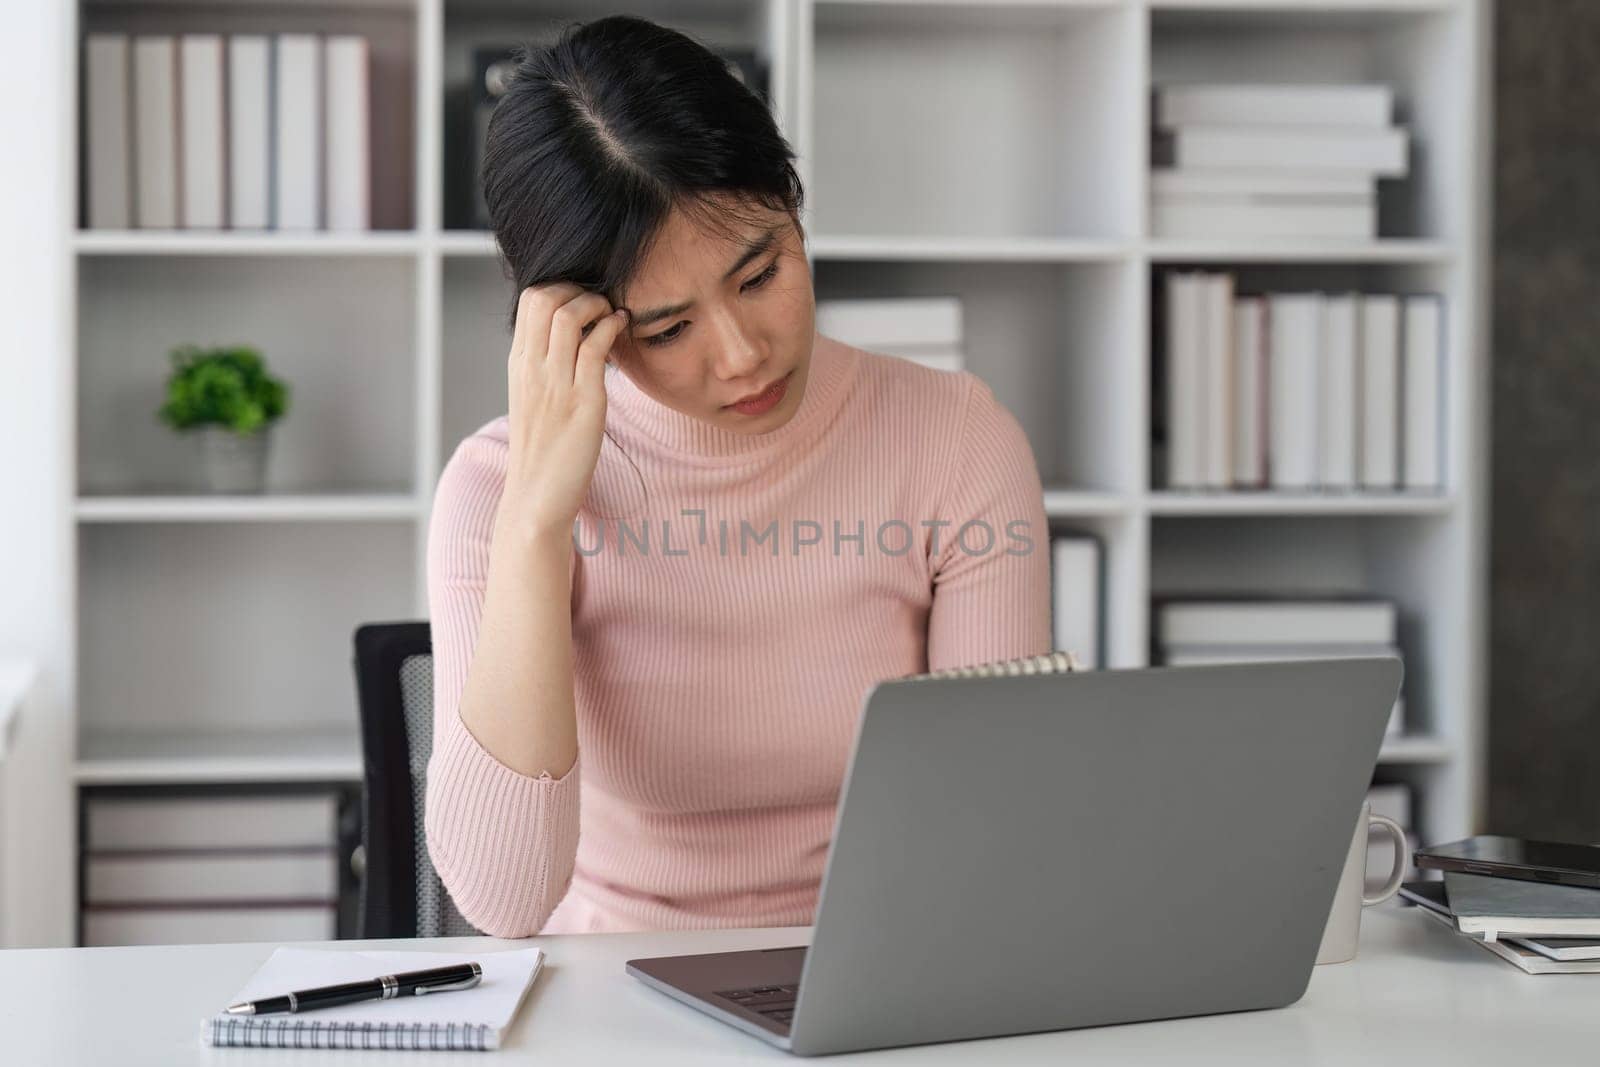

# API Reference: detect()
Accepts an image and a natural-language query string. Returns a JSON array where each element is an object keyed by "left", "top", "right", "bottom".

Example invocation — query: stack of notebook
[{"left": 1399, "top": 874, "right": 1600, "bottom": 974}]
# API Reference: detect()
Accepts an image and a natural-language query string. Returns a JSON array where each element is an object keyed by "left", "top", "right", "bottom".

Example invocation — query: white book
[
  {"left": 1152, "top": 196, "right": 1375, "bottom": 241},
  {"left": 1202, "top": 273, "right": 1234, "bottom": 488},
  {"left": 324, "top": 35, "right": 371, "bottom": 231},
  {"left": 85, "top": 794, "right": 338, "bottom": 850},
  {"left": 84, "top": 904, "right": 336, "bottom": 948},
  {"left": 1319, "top": 293, "right": 1359, "bottom": 489},
  {"left": 132, "top": 35, "right": 179, "bottom": 228},
  {"left": 274, "top": 34, "right": 322, "bottom": 230},
  {"left": 1157, "top": 600, "right": 1397, "bottom": 646},
  {"left": 816, "top": 297, "right": 962, "bottom": 349},
  {"left": 1155, "top": 84, "right": 1392, "bottom": 129},
  {"left": 1161, "top": 642, "right": 1400, "bottom": 663},
  {"left": 1267, "top": 293, "right": 1322, "bottom": 489},
  {"left": 1151, "top": 167, "right": 1371, "bottom": 198},
  {"left": 179, "top": 35, "right": 225, "bottom": 230},
  {"left": 1231, "top": 297, "right": 1267, "bottom": 488},
  {"left": 1051, "top": 536, "right": 1101, "bottom": 669},
  {"left": 1164, "top": 125, "right": 1408, "bottom": 177},
  {"left": 1165, "top": 273, "right": 1204, "bottom": 488},
  {"left": 1402, "top": 295, "right": 1444, "bottom": 490},
  {"left": 85, "top": 34, "right": 132, "bottom": 229},
  {"left": 201, "top": 947, "right": 546, "bottom": 1050},
  {"left": 1359, "top": 294, "right": 1401, "bottom": 488},
  {"left": 228, "top": 36, "right": 272, "bottom": 230},
  {"left": 85, "top": 850, "right": 339, "bottom": 903}
]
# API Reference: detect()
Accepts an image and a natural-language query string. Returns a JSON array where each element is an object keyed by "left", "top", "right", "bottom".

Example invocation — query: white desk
[{"left": 1, "top": 902, "right": 1591, "bottom": 1065}]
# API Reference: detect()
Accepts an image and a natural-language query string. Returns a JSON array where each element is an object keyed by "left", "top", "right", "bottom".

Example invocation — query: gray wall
[{"left": 1489, "top": 1, "right": 1600, "bottom": 842}]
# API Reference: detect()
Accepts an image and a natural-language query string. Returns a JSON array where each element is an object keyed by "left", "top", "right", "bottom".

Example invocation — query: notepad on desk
[{"left": 200, "top": 946, "right": 545, "bottom": 1050}]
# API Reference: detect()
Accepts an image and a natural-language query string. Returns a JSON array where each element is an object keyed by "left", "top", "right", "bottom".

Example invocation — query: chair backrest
[{"left": 351, "top": 621, "right": 483, "bottom": 939}]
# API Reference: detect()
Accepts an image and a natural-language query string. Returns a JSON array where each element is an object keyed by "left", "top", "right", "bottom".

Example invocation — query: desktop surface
[{"left": 0, "top": 903, "right": 1589, "bottom": 1065}]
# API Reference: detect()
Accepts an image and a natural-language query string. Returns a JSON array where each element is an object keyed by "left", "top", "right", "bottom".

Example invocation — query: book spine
[{"left": 202, "top": 1017, "right": 492, "bottom": 1050}]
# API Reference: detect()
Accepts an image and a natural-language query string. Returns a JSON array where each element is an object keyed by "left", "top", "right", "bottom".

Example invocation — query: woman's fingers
[
  {"left": 545, "top": 290, "right": 615, "bottom": 385},
  {"left": 576, "top": 308, "right": 629, "bottom": 396}
]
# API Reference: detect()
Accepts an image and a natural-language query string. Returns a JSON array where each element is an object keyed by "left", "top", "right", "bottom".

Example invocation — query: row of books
[
  {"left": 1151, "top": 83, "right": 1406, "bottom": 240},
  {"left": 84, "top": 33, "right": 372, "bottom": 231},
  {"left": 81, "top": 790, "right": 346, "bottom": 946},
  {"left": 1154, "top": 597, "right": 1406, "bottom": 736},
  {"left": 816, "top": 298, "right": 966, "bottom": 374},
  {"left": 1163, "top": 272, "right": 1444, "bottom": 492}
]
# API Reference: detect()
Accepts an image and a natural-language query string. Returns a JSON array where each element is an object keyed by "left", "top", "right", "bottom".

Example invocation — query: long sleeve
[
  {"left": 925, "top": 374, "right": 1053, "bottom": 670},
  {"left": 423, "top": 432, "right": 581, "bottom": 938}
]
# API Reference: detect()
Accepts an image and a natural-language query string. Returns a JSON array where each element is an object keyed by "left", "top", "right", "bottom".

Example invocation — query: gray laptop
[{"left": 626, "top": 657, "right": 1404, "bottom": 1056}]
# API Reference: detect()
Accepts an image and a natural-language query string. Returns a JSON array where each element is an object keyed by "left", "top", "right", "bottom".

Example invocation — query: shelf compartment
[
  {"left": 814, "top": 257, "right": 1142, "bottom": 494},
  {"left": 77, "top": 255, "right": 419, "bottom": 497},
  {"left": 80, "top": 0, "right": 418, "bottom": 231},
  {"left": 77, "top": 521, "right": 417, "bottom": 737},
  {"left": 808, "top": 0, "right": 1141, "bottom": 240},
  {"left": 1147, "top": 260, "right": 1463, "bottom": 497},
  {"left": 1149, "top": 2, "right": 1473, "bottom": 242}
]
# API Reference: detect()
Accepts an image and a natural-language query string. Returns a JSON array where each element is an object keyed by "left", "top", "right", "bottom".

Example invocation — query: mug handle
[{"left": 1362, "top": 813, "right": 1411, "bottom": 906}]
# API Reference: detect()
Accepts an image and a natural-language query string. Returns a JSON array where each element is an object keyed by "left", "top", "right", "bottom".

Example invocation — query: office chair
[{"left": 351, "top": 621, "right": 484, "bottom": 939}]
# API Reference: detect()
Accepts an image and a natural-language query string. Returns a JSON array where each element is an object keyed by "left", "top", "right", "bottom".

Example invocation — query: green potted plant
[{"left": 157, "top": 344, "right": 290, "bottom": 493}]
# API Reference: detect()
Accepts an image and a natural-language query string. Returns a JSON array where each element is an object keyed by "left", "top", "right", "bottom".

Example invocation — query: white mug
[{"left": 1316, "top": 800, "right": 1410, "bottom": 965}]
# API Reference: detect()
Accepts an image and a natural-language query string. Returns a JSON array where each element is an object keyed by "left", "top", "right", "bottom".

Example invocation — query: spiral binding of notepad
[
  {"left": 204, "top": 1016, "right": 494, "bottom": 1051},
  {"left": 904, "top": 649, "right": 1083, "bottom": 681}
]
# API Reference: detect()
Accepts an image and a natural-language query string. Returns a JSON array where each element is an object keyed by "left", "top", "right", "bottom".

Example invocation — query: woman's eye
[
  {"left": 643, "top": 321, "right": 687, "bottom": 347},
  {"left": 641, "top": 261, "right": 781, "bottom": 348},
  {"left": 743, "top": 261, "right": 780, "bottom": 292}
]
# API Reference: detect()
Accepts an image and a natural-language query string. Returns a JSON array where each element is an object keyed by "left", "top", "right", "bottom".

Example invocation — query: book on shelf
[
  {"left": 1154, "top": 83, "right": 1393, "bottom": 129},
  {"left": 85, "top": 34, "right": 132, "bottom": 229},
  {"left": 1150, "top": 83, "right": 1405, "bottom": 240},
  {"left": 1051, "top": 533, "right": 1104, "bottom": 670},
  {"left": 1152, "top": 195, "right": 1375, "bottom": 241},
  {"left": 82, "top": 31, "right": 374, "bottom": 232},
  {"left": 228, "top": 36, "right": 271, "bottom": 230},
  {"left": 1155, "top": 124, "right": 1409, "bottom": 177},
  {"left": 132, "top": 35, "right": 178, "bottom": 229},
  {"left": 180, "top": 35, "right": 225, "bottom": 230},
  {"left": 1155, "top": 598, "right": 1397, "bottom": 648},
  {"left": 1319, "top": 293, "right": 1359, "bottom": 490},
  {"left": 80, "top": 790, "right": 351, "bottom": 947},
  {"left": 816, "top": 297, "right": 966, "bottom": 373},
  {"left": 1159, "top": 274, "right": 1446, "bottom": 495}
]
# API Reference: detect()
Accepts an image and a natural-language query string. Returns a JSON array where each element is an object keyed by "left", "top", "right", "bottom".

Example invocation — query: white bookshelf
[{"left": 63, "top": 0, "right": 1489, "bottom": 934}]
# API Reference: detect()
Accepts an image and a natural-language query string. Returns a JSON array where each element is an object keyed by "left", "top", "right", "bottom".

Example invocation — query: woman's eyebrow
[{"left": 624, "top": 225, "right": 780, "bottom": 328}]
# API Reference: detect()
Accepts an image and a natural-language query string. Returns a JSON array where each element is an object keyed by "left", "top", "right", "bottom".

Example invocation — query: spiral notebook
[
  {"left": 904, "top": 649, "right": 1084, "bottom": 681},
  {"left": 200, "top": 946, "right": 545, "bottom": 1051}
]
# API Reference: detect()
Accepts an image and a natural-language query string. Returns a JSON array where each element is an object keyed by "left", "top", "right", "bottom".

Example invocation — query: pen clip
[{"left": 413, "top": 963, "right": 483, "bottom": 996}]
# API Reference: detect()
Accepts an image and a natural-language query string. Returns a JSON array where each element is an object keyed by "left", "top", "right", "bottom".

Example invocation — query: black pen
[{"left": 226, "top": 962, "right": 483, "bottom": 1015}]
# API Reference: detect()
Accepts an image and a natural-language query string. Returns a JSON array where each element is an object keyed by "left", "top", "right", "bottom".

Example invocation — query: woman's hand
[{"left": 499, "top": 282, "right": 630, "bottom": 541}]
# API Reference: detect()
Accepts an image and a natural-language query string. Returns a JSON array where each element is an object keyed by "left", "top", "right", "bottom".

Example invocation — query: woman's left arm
[{"left": 925, "top": 374, "right": 1054, "bottom": 671}]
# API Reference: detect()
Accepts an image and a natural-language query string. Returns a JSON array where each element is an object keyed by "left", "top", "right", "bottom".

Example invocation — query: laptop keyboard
[{"left": 716, "top": 983, "right": 799, "bottom": 1027}]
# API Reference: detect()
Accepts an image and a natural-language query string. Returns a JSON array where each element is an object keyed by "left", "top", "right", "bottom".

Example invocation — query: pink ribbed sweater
[{"left": 424, "top": 331, "right": 1051, "bottom": 937}]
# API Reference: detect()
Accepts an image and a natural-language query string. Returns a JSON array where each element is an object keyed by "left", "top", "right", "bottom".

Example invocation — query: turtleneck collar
[{"left": 602, "top": 330, "right": 858, "bottom": 466}]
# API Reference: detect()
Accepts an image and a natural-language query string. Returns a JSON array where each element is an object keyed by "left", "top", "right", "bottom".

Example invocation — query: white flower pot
[{"left": 198, "top": 425, "right": 272, "bottom": 494}]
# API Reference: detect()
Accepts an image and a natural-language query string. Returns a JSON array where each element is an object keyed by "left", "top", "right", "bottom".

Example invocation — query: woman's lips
[{"left": 726, "top": 371, "right": 791, "bottom": 416}]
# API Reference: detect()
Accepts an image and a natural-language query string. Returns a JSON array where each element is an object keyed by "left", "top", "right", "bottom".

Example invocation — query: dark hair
[{"left": 481, "top": 15, "right": 806, "bottom": 333}]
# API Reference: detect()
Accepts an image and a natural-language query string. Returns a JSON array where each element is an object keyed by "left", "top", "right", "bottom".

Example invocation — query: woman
[{"left": 424, "top": 14, "right": 1051, "bottom": 938}]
